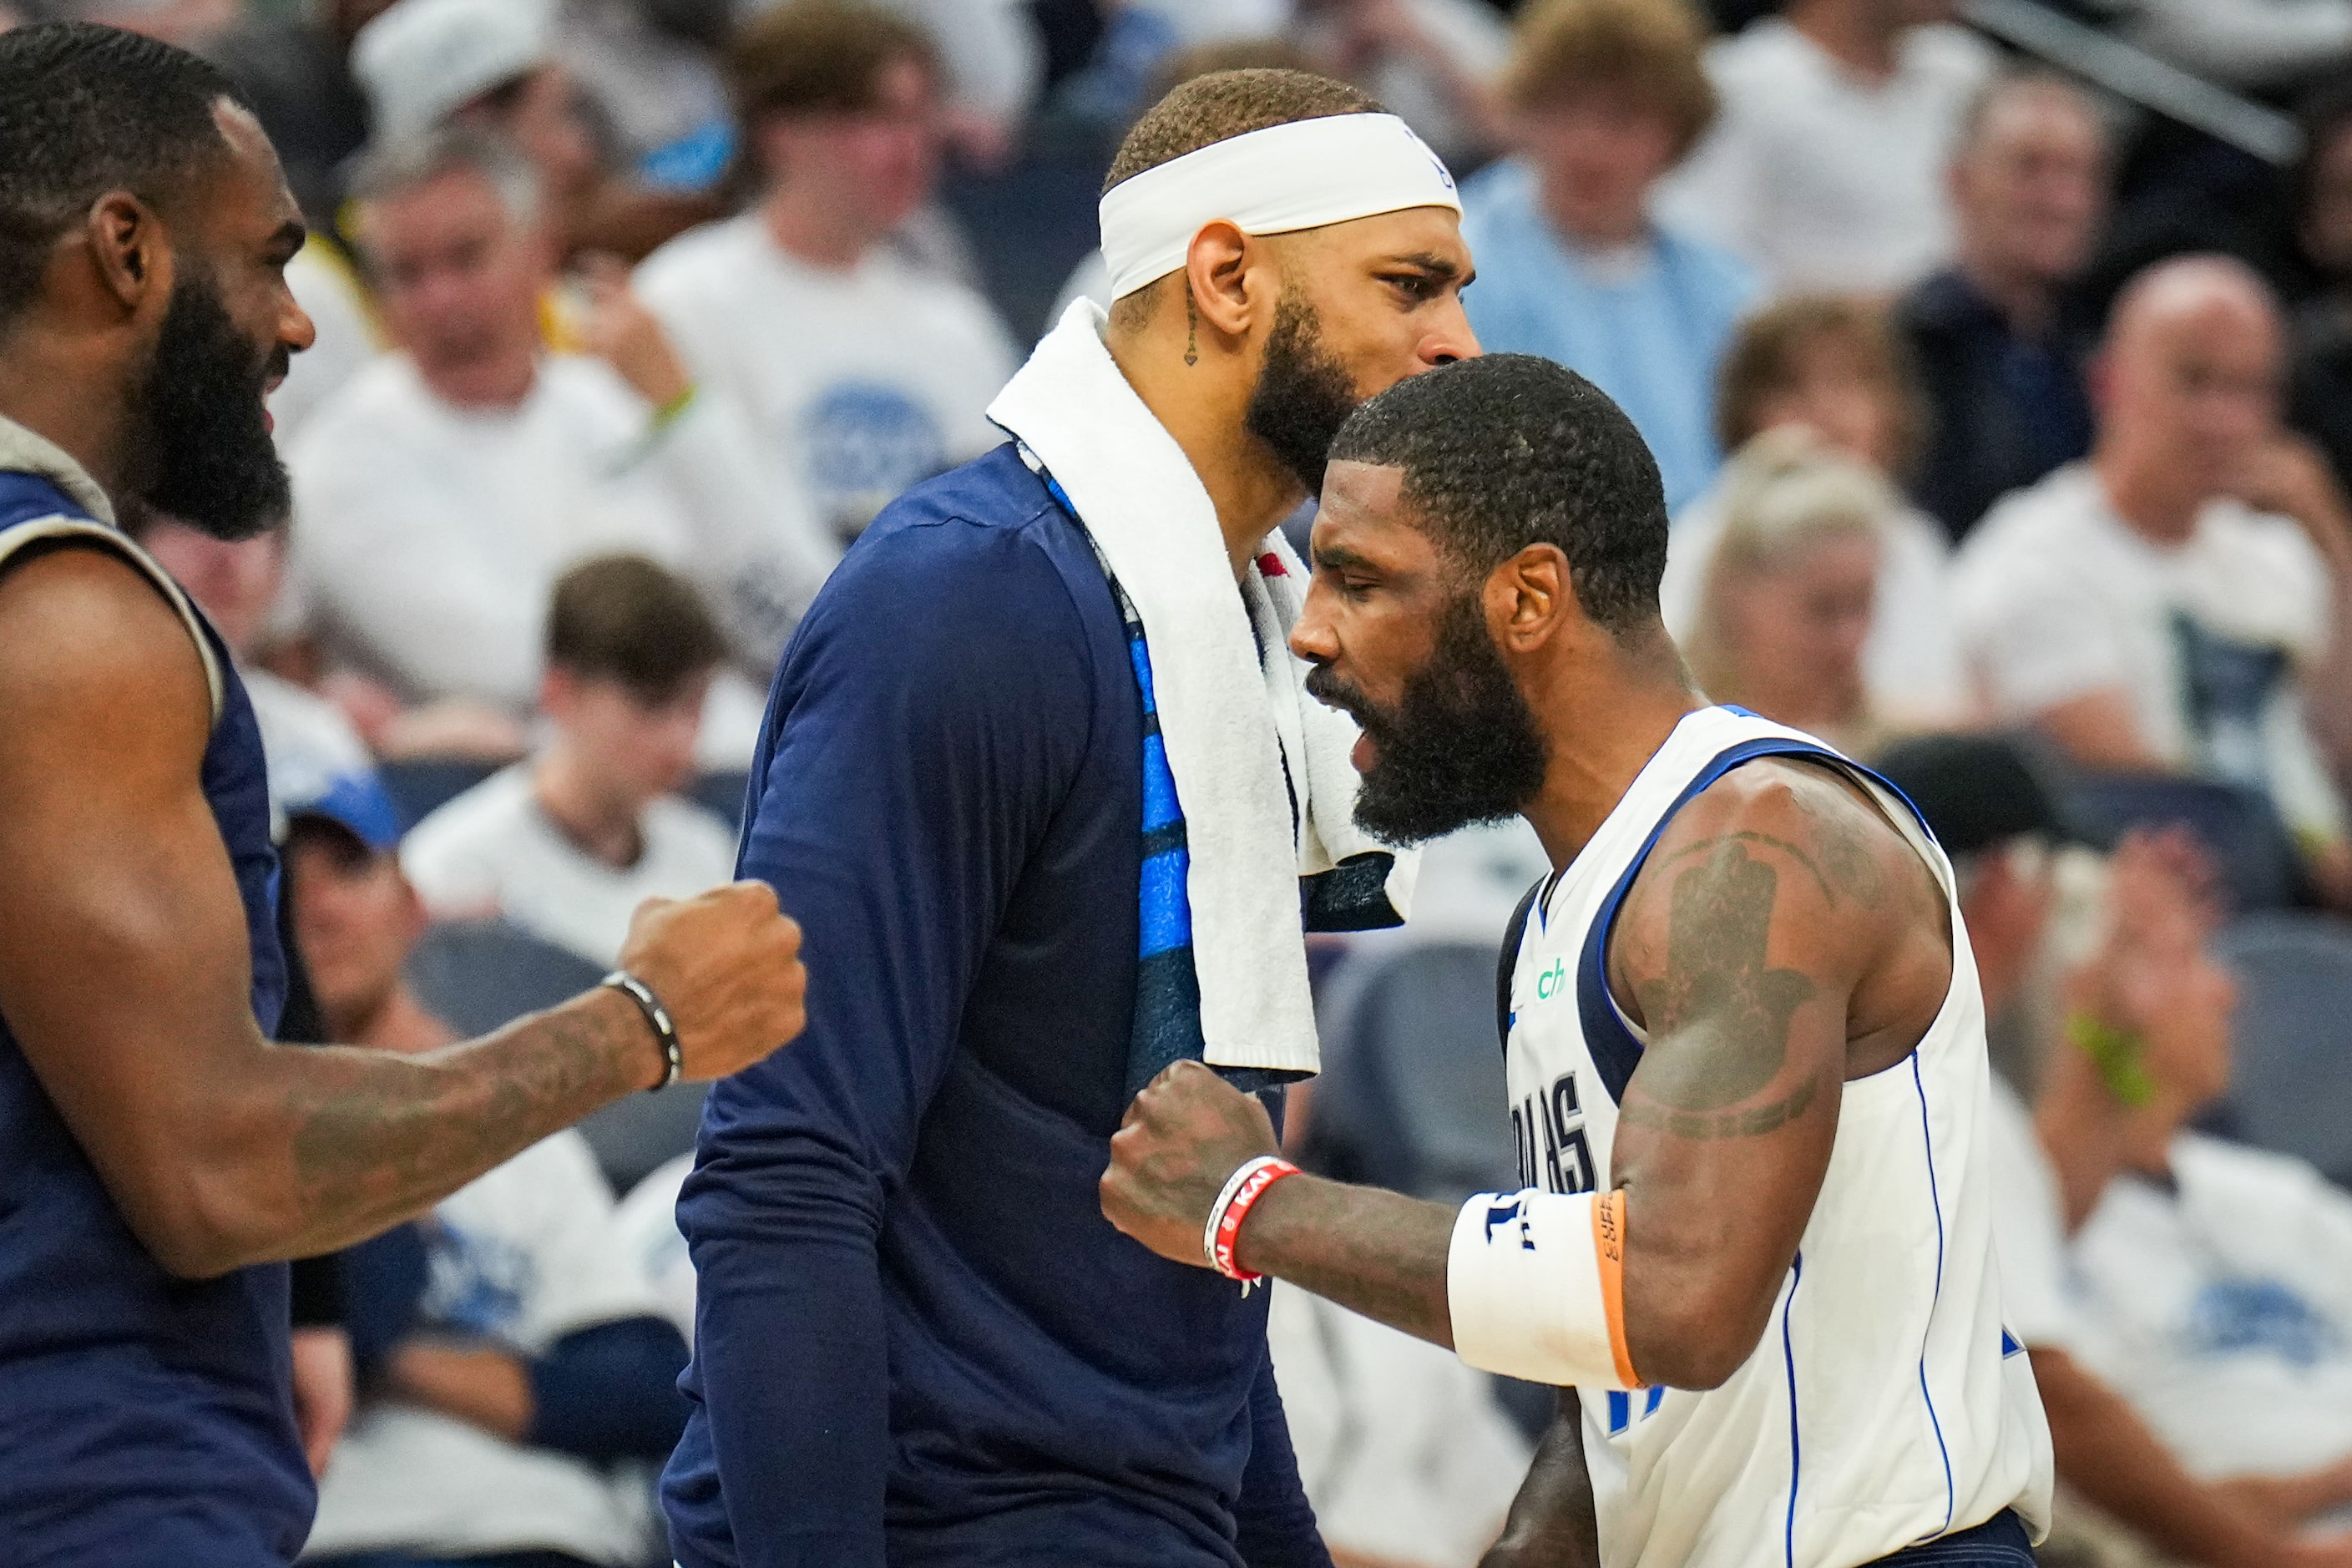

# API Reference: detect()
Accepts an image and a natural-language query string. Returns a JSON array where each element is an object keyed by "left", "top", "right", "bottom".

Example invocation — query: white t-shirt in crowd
[
  {"left": 285, "top": 353, "right": 832, "bottom": 707},
  {"left": 2070, "top": 1134, "right": 2352, "bottom": 1490},
  {"left": 306, "top": 1130, "right": 670, "bottom": 1565},
  {"left": 402, "top": 765, "right": 741, "bottom": 968},
  {"left": 1984, "top": 1077, "right": 2083, "bottom": 1356},
  {"left": 637, "top": 214, "right": 1019, "bottom": 544},
  {"left": 1953, "top": 463, "right": 2344, "bottom": 844},
  {"left": 614, "top": 1152, "right": 697, "bottom": 1346},
  {"left": 1660, "top": 477, "right": 1969, "bottom": 726},
  {"left": 1656, "top": 18, "right": 1995, "bottom": 294},
  {"left": 1267, "top": 1284, "right": 1532, "bottom": 1568}
]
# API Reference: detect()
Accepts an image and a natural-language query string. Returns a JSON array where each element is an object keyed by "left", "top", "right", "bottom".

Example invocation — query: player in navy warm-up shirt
[
  {"left": 0, "top": 27, "right": 803, "bottom": 1565},
  {"left": 664, "top": 67, "right": 1480, "bottom": 1568}
]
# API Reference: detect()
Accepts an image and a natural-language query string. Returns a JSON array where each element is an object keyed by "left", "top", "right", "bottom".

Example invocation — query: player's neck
[
  {"left": 0, "top": 343, "right": 136, "bottom": 505},
  {"left": 1105, "top": 325, "right": 1307, "bottom": 580},
  {"left": 1519, "top": 633, "right": 1706, "bottom": 869}
]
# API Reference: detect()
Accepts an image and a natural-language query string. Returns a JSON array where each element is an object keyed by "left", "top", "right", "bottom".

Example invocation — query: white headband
[{"left": 1099, "top": 113, "right": 1462, "bottom": 301}]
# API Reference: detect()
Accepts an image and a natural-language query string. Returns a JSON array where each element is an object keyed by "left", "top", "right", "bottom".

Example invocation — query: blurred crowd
[{"left": 14, "top": 0, "right": 2352, "bottom": 1564}]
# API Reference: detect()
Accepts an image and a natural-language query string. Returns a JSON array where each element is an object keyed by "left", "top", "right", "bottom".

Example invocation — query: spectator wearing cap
[
  {"left": 352, "top": 0, "right": 717, "bottom": 260},
  {"left": 636, "top": 0, "right": 1019, "bottom": 548},
  {"left": 1953, "top": 255, "right": 2352, "bottom": 909},
  {"left": 1877, "top": 738, "right": 2352, "bottom": 1568},
  {"left": 280, "top": 777, "right": 692, "bottom": 1568},
  {"left": 1459, "top": 0, "right": 1757, "bottom": 517},
  {"left": 401, "top": 556, "right": 741, "bottom": 969},
  {"left": 1896, "top": 71, "right": 2107, "bottom": 545},
  {"left": 283, "top": 129, "right": 829, "bottom": 749},
  {"left": 1662, "top": 296, "right": 1968, "bottom": 730},
  {"left": 1656, "top": 0, "right": 1996, "bottom": 295}
]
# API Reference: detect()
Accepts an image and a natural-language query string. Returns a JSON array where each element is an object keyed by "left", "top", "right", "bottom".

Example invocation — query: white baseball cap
[{"left": 353, "top": 0, "right": 558, "bottom": 146}]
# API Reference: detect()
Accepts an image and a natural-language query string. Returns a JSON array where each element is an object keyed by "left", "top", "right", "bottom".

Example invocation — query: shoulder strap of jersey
[{"left": 1497, "top": 875, "right": 1546, "bottom": 1055}]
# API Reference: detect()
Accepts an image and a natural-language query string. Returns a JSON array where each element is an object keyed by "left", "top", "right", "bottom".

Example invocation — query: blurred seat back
[
  {"left": 2214, "top": 912, "right": 2352, "bottom": 1189},
  {"left": 405, "top": 919, "right": 706, "bottom": 1191},
  {"left": 686, "top": 770, "right": 751, "bottom": 835},
  {"left": 1305, "top": 940, "right": 1516, "bottom": 1206},
  {"left": 378, "top": 757, "right": 499, "bottom": 832},
  {"left": 2062, "top": 773, "right": 2301, "bottom": 913}
]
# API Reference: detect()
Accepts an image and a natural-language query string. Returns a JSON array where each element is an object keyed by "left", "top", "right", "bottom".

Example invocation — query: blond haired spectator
[
  {"left": 1460, "top": 0, "right": 1758, "bottom": 514},
  {"left": 1662, "top": 295, "right": 1967, "bottom": 727}
]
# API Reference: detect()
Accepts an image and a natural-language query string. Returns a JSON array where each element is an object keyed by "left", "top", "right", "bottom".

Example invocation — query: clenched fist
[
  {"left": 1100, "top": 1060, "right": 1281, "bottom": 1267},
  {"left": 616, "top": 881, "right": 806, "bottom": 1085}
]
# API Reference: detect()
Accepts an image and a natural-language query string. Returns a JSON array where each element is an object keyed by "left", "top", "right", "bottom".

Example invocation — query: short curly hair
[
  {"left": 1102, "top": 68, "right": 1379, "bottom": 195},
  {"left": 1330, "top": 355, "right": 1669, "bottom": 636}
]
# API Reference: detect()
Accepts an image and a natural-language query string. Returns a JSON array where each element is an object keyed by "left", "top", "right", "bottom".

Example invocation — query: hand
[
  {"left": 2233, "top": 434, "right": 2352, "bottom": 570},
  {"left": 575, "top": 254, "right": 693, "bottom": 410},
  {"left": 1100, "top": 1060, "right": 1280, "bottom": 1267},
  {"left": 288, "top": 1326, "right": 354, "bottom": 1478},
  {"left": 615, "top": 883, "right": 806, "bottom": 1085}
]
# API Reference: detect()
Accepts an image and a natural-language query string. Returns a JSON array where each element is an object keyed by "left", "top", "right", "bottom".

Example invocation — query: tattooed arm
[
  {"left": 0, "top": 548, "right": 805, "bottom": 1279},
  {"left": 1100, "top": 759, "right": 1948, "bottom": 1392},
  {"left": 1606, "top": 759, "right": 1948, "bottom": 1388}
]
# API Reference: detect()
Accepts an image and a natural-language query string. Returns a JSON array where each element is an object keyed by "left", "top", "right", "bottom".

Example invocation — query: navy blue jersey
[
  {"left": 0, "top": 468, "right": 311, "bottom": 1565},
  {"left": 663, "top": 445, "right": 1327, "bottom": 1568}
]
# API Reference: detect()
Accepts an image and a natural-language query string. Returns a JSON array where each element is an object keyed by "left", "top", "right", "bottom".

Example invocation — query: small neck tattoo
[{"left": 1185, "top": 287, "right": 1200, "bottom": 368}]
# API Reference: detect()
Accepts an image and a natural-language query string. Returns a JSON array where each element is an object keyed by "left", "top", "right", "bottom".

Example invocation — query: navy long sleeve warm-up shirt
[{"left": 660, "top": 444, "right": 1330, "bottom": 1568}]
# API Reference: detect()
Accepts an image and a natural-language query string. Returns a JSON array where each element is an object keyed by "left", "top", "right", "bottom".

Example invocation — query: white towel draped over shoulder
[{"left": 987, "top": 300, "right": 1415, "bottom": 1078}]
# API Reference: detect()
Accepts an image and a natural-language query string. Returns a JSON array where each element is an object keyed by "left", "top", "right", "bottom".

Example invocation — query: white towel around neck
[{"left": 987, "top": 301, "right": 1415, "bottom": 1077}]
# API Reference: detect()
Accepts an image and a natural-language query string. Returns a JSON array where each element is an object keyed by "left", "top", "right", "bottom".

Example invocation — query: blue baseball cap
[{"left": 283, "top": 769, "right": 405, "bottom": 857}]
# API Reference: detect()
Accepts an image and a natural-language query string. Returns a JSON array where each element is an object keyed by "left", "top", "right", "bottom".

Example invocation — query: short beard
[
  {"left": 1307, "top": 590, "right": 1550, "bottom": 847},
  {"left": 130, "top": 271, "right": 290, "bottom": 542},
  {"left": 1244, "top": 296, "right": 1361, "bottom": 497}
]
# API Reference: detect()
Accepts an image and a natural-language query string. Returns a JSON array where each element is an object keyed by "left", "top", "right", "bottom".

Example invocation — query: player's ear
[
  {"left": 83, "top": 192, "right": 175, "bottom": 316},
  {"left": 1183, "top": 220, "right": 1257, "bottom": 343},
  {"left": 1489, "top": 544, "right": 1574, "bottom": 654}
]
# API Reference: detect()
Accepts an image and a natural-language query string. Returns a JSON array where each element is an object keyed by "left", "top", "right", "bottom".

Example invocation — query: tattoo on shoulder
[{"left": 1621, "top": 839, "right": 1821, "bottom": 1136}]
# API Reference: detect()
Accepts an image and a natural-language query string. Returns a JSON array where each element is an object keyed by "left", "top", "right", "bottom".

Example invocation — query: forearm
[
  {"left": 386, "top": 1340, "right": 534, "bottom": 1442},
  {"left": 1483, "top": 1393, "right": 1601, "bottom": 1568},
  {"left": 243, "top": 988, "right": 655, "bottom": 1267},
  {"left": 1236, "top": 1175, "right": 1457, "bottom": 1349},
  {"left": 2033, "top": 1348, "right": 2278, "bottom": 1568}
]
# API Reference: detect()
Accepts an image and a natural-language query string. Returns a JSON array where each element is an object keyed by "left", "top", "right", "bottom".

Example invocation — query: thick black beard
[
  {"left": 1307, "top": 591, "right": 1550, "bottom": 847},
  {"left": 1243, "top": 296, "right": 1361, "bottom": 497},
  {"left": 132, "top": 273, "right": 290, "bottom": 542}
]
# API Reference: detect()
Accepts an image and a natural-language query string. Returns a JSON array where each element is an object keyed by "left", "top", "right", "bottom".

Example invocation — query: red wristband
[{"left": 1204, "top": 1156, "right": 1301, "bottom": 1283}]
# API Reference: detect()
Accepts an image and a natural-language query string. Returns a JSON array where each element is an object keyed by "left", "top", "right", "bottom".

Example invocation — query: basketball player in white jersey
[{"left": 1100, "top": 353, "right": 2053, "bottom": 1568}]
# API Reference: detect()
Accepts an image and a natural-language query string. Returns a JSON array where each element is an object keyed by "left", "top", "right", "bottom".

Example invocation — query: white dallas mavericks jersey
[{"left": 1501, "top": 708, "right": 2052, "bottom": 1568}]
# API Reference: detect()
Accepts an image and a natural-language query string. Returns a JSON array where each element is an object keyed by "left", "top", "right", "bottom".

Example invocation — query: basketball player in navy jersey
[
  {"left": 0, "top": 25, "right": 805, "bottom": 1565},
  {"left": 1101, "top": 357, "right": 2052, "bottom": 1568}
]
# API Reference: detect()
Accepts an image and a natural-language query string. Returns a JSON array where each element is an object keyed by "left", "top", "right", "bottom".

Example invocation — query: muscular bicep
[
  {"left": 1604, "top": 771, "right": 1889, "bottom": 1388},
  {"left": 0, "top": 548, "right": 276, "bottom": 1271}
]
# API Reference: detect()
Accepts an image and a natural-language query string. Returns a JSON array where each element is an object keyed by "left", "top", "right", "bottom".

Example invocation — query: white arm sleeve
[{"left": 1448, "top": 1188, "right": 1641, "bottom": 1391}]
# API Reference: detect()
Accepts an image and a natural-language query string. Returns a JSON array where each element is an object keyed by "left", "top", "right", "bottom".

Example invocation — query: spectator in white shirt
[
  {"left": 1656, "top": 0, "right": 1996, "bottom": 295},
  {"left": 286, "top": 128, "right": 827, "bottom": 750},
  {"left": 637, "top": 2, "right": 1019, "bottom": 549},
  {"left": 279, "top": 783, "right": 690, "bottom": 1568},
  {"left": 402, "top": 554, "right": 741, "bottom": 969},
  {"left": 1661, "top": 294, "right": 1969, "bottom": 727},
  {"left": 1953, "top": 255, "right": 2352, "bottom": 908},
  {"left": 1874, "top": 734, "right": 2352, "bottom": 1568}
]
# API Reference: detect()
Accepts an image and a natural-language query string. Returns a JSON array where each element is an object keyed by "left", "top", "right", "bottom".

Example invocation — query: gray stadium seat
[
  {"left": 2062, "top": 773, "right": 2303, "bottom": 913},
  {"left": 377, "top": 757, "right": 500, "bottom": 832},
  {"left": 405, "top": 919, "right": 706, "bottom": 1192},
  {"left": 2214, "top": 913, "right": 2352, "bottom": 1189}
]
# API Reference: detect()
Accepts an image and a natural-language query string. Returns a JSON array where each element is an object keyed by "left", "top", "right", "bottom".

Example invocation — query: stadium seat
[
  {"left": 377, "top": 756, "right": 498, "bottom": 832},
  {"left": 687, "top": 770, "right": 752, "bottom": 833},
  {"left": 405, "top": 919, "right": 706, "bottom": 1191},
  {"left": 2214, "top": 912, "right": 2352, "bottom": 1190},
  {"left": 2062, "top": 773, "right": 2303, "bottom": 913}
]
